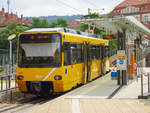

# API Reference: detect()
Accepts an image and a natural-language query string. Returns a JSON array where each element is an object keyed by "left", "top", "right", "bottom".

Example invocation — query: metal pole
[
  {"left": 117, "top": 32, "right": 121, "bottom": 85},
  {"left": 6, "top": 76, "right": 8, "bottom": 101},
  {"left": 117, "top": 70, "right": 120, "bottom": 85},
  {"left": 148, "top": 73, "right": 150, "bottom": 95},
  {"left": 10, "top": 40, "right": 12, "bottom": 74},
  {"left": 123, "top": 29, "right": 127, "bottom": 85},
  {"left": 141, "top": 74, "right": 143, "bottom": 97}
]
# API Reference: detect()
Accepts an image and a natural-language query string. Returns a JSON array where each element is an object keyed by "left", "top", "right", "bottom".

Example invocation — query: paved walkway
[
  {"left": 29, "top": 98, "right": 150, "bottom": 113},
  {"left": 28, "top": 70, "right": 150, "bottom": 113},
  {"left": 66, "top": 74, "right": 119, "bottom": 99}
]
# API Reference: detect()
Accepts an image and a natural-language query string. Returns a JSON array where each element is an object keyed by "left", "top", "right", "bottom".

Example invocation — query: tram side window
[
  {"left": 96, "top": 46, "right": 100, "bottom": 59},
  {"left": 70, "top": 44, "right": 83, "bottom": 64},
  {"left": 99, "top": 46, "right": 102, "bottom": 59},
  {"left": 64, "top": 43, "right": 83, "bottom": 65},
  {"left": 89, "top": 45, "right": 99, "bottom": 61},
  {"left": 64, "top": 42, "right": 71, "bottom": 66},
  {"left": 101, "top": 46, "right": 105, "bottom": 58},
  {"left": 105, "top": 46, "right": 109, "bottom": 58}
]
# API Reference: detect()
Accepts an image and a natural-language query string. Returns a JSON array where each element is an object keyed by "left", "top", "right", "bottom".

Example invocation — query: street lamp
[{"left": 8, "top": 34, "right": 16, "bottom": 74}]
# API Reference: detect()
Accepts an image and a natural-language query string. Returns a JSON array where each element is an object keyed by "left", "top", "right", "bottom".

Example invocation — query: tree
[
  {"left": 41, "top": 19, "right": 50, "bottom": 28},
  {"left": 56, "top": 18, "right": 68, "bottom": 27},
  {"left": 50, "top": 22, "right": 57, "bottom": 28},
  {"left": 31, "top": 17, "right": 42, "bottom": 28},
  {"left": 75, "top": 23, "right": 88, "bottom": 32},
  {"left": 0, "top": 21, "right": 28, "bottom": 49},
  {"left": 31, "top": 17, "right": 50, "bottom": 28},
  {"left": 89, "top": 13, "right": 100, "bottom": 18},
  {"left": 109, "top": 39, "right": 117, "bottom": 51}
]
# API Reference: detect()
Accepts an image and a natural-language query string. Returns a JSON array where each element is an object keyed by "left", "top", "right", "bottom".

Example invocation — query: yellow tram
[{"left": 16, "top": 28, "right": 110, "bottom": 96}]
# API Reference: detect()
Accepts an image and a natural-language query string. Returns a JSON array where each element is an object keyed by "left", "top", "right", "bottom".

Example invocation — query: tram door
[
  {"left": 83, "top": 42, "right": 90, "bottom": 84},
  {"left": 101, "top": 45, "right": 105, "bottom": 75}
]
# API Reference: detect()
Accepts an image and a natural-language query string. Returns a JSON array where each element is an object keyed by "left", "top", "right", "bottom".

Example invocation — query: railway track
[{"left": 0, "top": 90, "right": 60, "bottom": 113}]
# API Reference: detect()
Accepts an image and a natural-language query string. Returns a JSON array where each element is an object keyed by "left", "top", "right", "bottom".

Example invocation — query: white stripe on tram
[{"left": 42, "top": 68, "right": 56, "bottom": 81}]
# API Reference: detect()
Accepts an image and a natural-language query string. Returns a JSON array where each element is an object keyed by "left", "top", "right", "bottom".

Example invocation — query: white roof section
[
  {"left": 25, "top": 28, "right": 64, "bottom": 32},
  {"left": 80, "top": 16, "right": 150, "bottom": 36}
]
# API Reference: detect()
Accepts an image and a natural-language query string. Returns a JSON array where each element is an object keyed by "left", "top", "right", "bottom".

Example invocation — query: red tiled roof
[
  {"left": 0, "top": 8, "right": 31, "bottom": 27},
  {"left": 116, "top": 0, "right": 150, "bottom": 9},
  {"left": 68, "top": 21, "right": 81, "bottom": 28},
  {"left": 109, "top": 0, "right": 150, "bottom": 17}
]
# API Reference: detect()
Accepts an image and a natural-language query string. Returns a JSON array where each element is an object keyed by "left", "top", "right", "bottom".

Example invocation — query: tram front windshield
[{"left": 18, "top": 33, "right": 61, "bottom": 68}]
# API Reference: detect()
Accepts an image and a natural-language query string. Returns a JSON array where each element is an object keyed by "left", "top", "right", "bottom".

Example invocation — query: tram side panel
[{"left": 16, "top": 31, "right": 109, "bottom": 95}]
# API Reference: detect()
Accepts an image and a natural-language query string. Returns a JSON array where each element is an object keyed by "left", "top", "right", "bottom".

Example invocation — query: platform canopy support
[{"left": 80, "top": 16, "right": 150, "bottom": 85}]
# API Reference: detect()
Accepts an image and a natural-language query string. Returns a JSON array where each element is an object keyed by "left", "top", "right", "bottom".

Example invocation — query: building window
[
  {"left": 135, "top": 8, "right": 139, "bottom": 12},
  {"left": 127, "top": 8, "right": 129, "bottom": 13},
  {"left": 131, "top": 7, "right": 135, "bottom": 13},
  {"left": 143, "top": 15, "right": 149, "bottom": 24}
]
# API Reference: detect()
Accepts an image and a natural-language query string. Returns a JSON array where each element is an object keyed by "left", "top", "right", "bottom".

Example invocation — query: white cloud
[{"left": 0, "top": 0, "right": 124, "bottom": 17}]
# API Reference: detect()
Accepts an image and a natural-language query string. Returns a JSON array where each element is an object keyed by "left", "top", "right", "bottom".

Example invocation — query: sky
[{"left": 1, "top": 0, "right": 124, "bottom": 17}]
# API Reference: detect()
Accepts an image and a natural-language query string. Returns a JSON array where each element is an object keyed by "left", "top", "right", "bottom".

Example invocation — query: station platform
[{"left": 28, "top": 70, "right": 150, "bottom": 113}]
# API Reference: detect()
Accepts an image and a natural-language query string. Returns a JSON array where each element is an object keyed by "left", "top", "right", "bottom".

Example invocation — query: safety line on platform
[
  {"left": 107, "top": 86, "right": 123, "bottom": 99},
  {"left": 72, "top": 99, "right": 81, "bottom": 113}
]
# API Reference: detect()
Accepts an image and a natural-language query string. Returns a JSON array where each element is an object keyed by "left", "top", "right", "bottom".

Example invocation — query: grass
[
  {"left": 0, "top": 71, "right": 5, "bottom": 76},
  {"left": 0, "top": 80, "right": 16, "bottom": 88},
  {"left": 0, "top": 80, "right": 15, "bottom": 84}
]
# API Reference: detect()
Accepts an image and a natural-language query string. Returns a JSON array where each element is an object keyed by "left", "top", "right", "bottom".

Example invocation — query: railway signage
[{"left": 117, "top": 50, "right": 126, "bottom": 70}]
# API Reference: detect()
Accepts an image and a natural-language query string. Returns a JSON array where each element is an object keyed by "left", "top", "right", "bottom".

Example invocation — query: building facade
[
  {"left": 110, "top": 0, "right": 150, "bottom": 67},
  {"left": 67, "top": 20, "right": 81, "bottom": 29},
  {"left": 110, "top": 0, "right": 150, "bottom": 29},
  {"left": 0, "top": 8, "right": 31, "bottom": 27}
]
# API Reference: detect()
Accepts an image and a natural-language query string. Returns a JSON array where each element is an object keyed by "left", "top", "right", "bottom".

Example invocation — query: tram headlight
[
  {"left": 54, "top": 75, "right": 62, "bottom": 80},
  {"left": 17, "top": 75, "right": 24, "bottom": 80}
]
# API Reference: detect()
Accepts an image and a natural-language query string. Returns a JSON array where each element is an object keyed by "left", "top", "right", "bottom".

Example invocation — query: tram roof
[
  {"left": 25, "top": 28, "right": 104, "bottom": 39},
  {"left": 80, "top": 16, "right": 150, "bottom": 38}
]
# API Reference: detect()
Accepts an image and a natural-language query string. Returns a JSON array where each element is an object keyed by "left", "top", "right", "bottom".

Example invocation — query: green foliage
[
  {"left": 27, "top": 15, "right": 83, "bottom": 24},
  {"left": 0, "top": 21, "right": 28, "bottom": 49},
  {"left": 94, "top": 28, "right": 104, "bottom": 35},
  {"left": 109, "top": 39, "right": 117, "bottom": 51},
  {"left": 31, "top": 17, "right": 68, "bottom": 28},
  {"left": 89, "top": 13, "right": 100, "bottom": 18},
  {"left": 31, "top": 17, "right": 50, "bottom": 28},
  {"left": 41, "top": 19, "right": 50, "bottom": 28},
  {"left": 31, "top": 17, "right": 42, "bottom": 28},
  {"left": 56, "top": 18, "right": 68, "bottom": 27},
  {"left": 75, "top": 13, "right": 107, "bottom": 34},
  {"left": 75, "top": 24, "right": 88, "bottom": 32},
  {"left": 84, "top": 13, "right": 107, "bottom": 19},
  {"left": 75, "top": 23, "right": 104, "bottom": 35},
  {"left": 50, "top": 22, "right": 57, "bottom": 28}
]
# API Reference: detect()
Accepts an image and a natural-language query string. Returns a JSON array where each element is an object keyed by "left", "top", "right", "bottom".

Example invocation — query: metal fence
[
  {"left": 0, "top": 50, "right": 17, "bottom": 68},
  {"left": 0, "top": 49, "right": 17, "bottom": 100},
  {"left": 138, "top": 72, "right": 150, "bottom": 99},
  {"left": 0, "top": 74, "right": 17, "bottom": 93}
]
